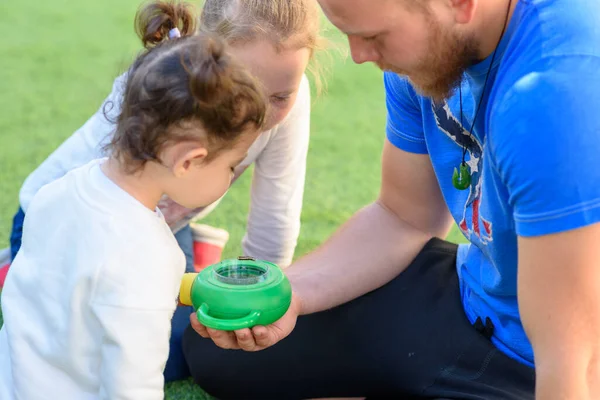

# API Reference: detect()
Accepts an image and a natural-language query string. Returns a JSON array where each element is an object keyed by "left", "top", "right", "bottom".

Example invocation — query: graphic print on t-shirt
[{"left": 431, "top": 101, "right": 493, "bottom": 244}]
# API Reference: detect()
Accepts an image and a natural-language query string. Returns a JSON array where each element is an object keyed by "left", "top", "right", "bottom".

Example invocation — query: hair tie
[{"left": 169, "top": 27, "right": 181, "bottom": 39}]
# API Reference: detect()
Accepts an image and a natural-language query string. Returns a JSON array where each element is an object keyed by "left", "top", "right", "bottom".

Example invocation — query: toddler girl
[{"left": 0, "top": 1, "right": 265, "bottom": 399}]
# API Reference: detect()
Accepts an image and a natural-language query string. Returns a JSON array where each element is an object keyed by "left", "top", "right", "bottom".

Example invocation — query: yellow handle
[{"left": 179, "top": 273, "right": 198, "bottom": 306}]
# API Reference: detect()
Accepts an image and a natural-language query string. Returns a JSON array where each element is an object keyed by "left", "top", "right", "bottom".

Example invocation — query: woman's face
[{"left": 230, "top": 39, "right": 311, "bottom": 132}]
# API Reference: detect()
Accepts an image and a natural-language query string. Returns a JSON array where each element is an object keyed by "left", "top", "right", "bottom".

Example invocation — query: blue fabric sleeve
[
  {"left": 490, "top": 56, "right": 600, "bottom": 237},
  {"left": 383, "top": 72, "right": 428, "bottom": 154}
]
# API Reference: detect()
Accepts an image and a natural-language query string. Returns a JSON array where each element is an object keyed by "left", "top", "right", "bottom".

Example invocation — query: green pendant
[{"left": 452, "top": 162, "right": 471, "bottom": 190}]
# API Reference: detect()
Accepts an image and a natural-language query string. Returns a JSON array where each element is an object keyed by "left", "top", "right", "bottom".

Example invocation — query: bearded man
[{"left": 183, "top": 1, "right": 600, "bottom": 399}]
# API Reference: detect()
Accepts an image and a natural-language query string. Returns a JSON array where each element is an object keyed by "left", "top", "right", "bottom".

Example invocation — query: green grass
[{"left": 0, "top": 0, "right": 466, "bottom": 398}]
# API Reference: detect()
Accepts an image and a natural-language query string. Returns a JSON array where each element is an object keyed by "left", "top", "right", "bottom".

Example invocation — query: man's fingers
[
  {"left": 207, "top": 328, "right": 240, "bottom": 350},
  {"left": 189, "top": 307, "right": 296, "bottom": 351},
  {"left": 189, "top": 313, "right": 210, "bottom": 338},
  {"left": 234, "top": 328, "right": 257, "bottom": 351},
  {"left": 251, "top": 326, "right": 272, "bottom": 348}
]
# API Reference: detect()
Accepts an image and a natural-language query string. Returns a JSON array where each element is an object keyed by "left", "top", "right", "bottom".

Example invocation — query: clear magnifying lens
[{"left": 213, "top": 260, "right": 269, "bottom": 286}]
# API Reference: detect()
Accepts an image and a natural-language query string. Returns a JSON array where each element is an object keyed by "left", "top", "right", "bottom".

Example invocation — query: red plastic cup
[
  {"left": 189, "top": 223, "right": 230, "bottom": 271},
  {"left": 0, "top": 248, "right": 11, "bottom": 289}
]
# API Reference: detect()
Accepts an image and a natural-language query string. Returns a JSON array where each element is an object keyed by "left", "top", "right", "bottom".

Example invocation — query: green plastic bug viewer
[{"left": 179, "top": 256, "right": 292, "bottom": 331}]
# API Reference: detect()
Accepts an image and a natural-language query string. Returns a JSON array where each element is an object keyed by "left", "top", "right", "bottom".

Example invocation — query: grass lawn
[{"left": 0, "top": 0, "right": 466, "bottom": 398}]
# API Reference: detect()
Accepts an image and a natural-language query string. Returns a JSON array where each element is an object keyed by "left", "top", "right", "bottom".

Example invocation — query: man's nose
[{"left": 348, "top": 35, "right": 380, "bottom": 64}]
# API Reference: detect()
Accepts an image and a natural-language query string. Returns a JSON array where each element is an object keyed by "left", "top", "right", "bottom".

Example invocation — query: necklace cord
[{"left": 459, "top": 0, "right": 513, "bottom": 166}]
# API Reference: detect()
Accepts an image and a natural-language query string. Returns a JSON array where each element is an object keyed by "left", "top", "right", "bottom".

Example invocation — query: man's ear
[
  {"left": 164, "top": 143, "right": 208, "bottom": 178},
  {"left": 449, "top": 0, "right": 477, "bottom": 24}
]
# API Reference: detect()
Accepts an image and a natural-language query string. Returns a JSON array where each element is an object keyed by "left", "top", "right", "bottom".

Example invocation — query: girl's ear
[{"left": 162, "top": 142, "right": 208, "bottom": 178}]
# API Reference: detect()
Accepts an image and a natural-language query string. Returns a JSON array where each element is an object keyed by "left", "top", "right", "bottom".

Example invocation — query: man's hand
[
  {"left": 518, "top": 222, "right": 600, "bottom": 400},
  {"left": 189, "top": 291, "right": 303, "bottom": 351}
]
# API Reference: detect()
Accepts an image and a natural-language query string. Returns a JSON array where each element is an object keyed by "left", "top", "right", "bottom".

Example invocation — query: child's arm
[{"left": 92, "top": 304, "right": 174, "bottom": 400}]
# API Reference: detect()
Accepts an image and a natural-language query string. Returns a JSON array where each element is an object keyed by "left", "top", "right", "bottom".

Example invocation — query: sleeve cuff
[
  {"left": 515, "top": 198, "right": 600, "bottom": 237},
  {"left": 386, "top": 124, "right": 428, "bottom": 154}
]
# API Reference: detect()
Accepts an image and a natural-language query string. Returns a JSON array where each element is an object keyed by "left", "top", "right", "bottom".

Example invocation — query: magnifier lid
[{"left": 212, "top": 256, "right": 271, "bottom": 286}]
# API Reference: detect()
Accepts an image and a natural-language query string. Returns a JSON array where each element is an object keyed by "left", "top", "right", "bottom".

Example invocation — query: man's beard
[{"left": 378, "top": 19, "right": 479, "bottom": 102}]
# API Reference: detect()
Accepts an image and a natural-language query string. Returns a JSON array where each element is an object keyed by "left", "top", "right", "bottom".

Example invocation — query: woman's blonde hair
[{"left": 199, "top": 0, "right": 328, "bottom": 93}]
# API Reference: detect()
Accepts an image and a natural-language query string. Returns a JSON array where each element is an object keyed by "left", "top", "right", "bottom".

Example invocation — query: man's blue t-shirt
[{"left": 384, "top": 0, "right": 600, "bottom": 366}]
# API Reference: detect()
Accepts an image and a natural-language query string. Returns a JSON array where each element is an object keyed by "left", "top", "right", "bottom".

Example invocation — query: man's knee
[{"left": 182, "top": 325, "right": 295, "bottom": 399}]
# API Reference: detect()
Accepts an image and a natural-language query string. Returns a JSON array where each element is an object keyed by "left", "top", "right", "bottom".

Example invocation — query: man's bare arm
[
  {"left": 287, "top": 140, "right": 454, "bottom": 314},
  {"left": 518, "top": 223, "right": 600, "bottom": 400}
]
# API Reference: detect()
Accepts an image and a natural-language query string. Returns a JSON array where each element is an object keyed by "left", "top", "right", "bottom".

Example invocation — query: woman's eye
[{"left": 270, "top": 96, "right": 290, "bottom": 104}]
